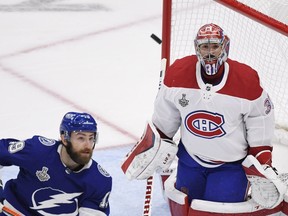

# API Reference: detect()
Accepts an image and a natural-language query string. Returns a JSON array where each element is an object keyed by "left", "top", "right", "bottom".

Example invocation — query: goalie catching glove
[
  {"left": 242, "top": 155, "right": 288, "bottom": 209},
  {"left": 121, "top": 121, "right": 178, "bottom": 180}
]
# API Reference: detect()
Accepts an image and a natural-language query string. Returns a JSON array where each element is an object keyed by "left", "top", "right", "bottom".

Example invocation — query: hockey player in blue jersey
[{"left": 0, "top": 111, "right": 112, "bottom": 215}]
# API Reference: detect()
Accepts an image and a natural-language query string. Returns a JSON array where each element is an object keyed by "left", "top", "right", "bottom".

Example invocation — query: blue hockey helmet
[{"left": 60, "top": 112, "right": 98, "bottom": 141}]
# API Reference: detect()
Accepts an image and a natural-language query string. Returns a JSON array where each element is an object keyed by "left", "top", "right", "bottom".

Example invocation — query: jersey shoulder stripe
[
  {"left": 164, "top": 56, "right": 263, "bottom": 100},
  {"left": 219, "top": 58, "right": 263, "bottom": 100},
  {"left": 164, "top": 55, "right": 199, "bottom": 88}
]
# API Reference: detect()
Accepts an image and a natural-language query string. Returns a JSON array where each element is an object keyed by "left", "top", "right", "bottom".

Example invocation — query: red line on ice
[{"left": 0, "top": 16, "right": 160, "bottom": 145}]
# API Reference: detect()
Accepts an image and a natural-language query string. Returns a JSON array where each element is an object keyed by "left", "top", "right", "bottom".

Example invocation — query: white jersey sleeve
[
  {"left": 243, "top": 89, "right": 274, "bottom": 148},
  {"left": 152, "top": 84, "right": 181, "bottom": 138}
]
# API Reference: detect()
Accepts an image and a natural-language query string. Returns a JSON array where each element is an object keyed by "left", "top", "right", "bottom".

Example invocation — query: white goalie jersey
[{"left": 152, "top": 55, "right": 275, "bottom": 166}]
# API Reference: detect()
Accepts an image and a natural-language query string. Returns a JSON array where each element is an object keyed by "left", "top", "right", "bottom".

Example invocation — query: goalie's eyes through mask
[
  {"left": 199, "top": 43, "right": 222, "bottom": 62},
  {"left": 199, "top": 43, "right": 221, "bottom": 52}
]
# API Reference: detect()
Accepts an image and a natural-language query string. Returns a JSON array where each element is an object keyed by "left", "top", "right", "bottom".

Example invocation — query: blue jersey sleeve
[
  {"left": 80, "top": 162, "right": 112, "bottom": 215},
  {"left": 0, "top": 136, "right": 58, "bottom": 167}
]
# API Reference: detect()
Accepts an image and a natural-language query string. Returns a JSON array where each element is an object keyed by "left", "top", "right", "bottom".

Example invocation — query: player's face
[
  {"left": 199, "top": 42, "right": 222, "bottom": 62},
  {"left": 66, "top": 131, "right": 95, "bottom": 165}
]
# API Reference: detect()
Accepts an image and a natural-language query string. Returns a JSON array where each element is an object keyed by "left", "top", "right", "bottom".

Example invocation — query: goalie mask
[
  {"left": 60, "top": 112, "right": 98, "bottom": 146},
  {"left": 194, "top": 23, "right": 230, "bottom": 76}
]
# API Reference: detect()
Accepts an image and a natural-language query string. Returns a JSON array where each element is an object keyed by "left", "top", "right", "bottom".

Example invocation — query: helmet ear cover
[
  {"left": 59, "top": 112, "right": 98, "bottom": 145},
  {"left": 194, "top": 23, "right": 230, "bottom": 75}
]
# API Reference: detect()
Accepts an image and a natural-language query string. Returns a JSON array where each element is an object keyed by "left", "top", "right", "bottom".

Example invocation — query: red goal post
[{"left": 161, "top": 0, "right": 288, "bottom": 144}]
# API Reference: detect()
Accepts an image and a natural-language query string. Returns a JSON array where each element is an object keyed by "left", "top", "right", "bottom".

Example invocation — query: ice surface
[{"left": 0, "top": 1, "right": 287, "bottom": 215}]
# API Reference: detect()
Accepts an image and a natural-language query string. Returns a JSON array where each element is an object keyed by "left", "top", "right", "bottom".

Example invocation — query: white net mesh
[
  {"left": 237, "top": 0, "right": 288, "bottom": 24},
  {"left": 168, "top": 0, "right": 288, "bottom": 144}
]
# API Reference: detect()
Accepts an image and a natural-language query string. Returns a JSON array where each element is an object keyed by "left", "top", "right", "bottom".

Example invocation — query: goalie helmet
[
  {"left": 194, "top": 23, "right": 230, "bottom": 76},
  {"left": 60, "top": 112, "right": 98, "bottom": 143}
]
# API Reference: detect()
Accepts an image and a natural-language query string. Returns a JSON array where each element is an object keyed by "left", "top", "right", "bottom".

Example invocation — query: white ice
[{"left": 0, "top": 1, "right": 287, "bottom": 215}]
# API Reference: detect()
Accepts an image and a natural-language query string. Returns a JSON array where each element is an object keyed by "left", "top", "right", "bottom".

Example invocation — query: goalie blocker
[{"left": 121, "top": 121, "right": 178, "bottom": 180}]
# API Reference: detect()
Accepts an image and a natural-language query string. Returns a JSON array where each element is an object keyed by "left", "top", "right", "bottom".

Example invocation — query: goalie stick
[
  {"left": 141, "top": 52, "right": 167, "bottom": 216},
  {"left": 143, "top": 176, "right": 154, "bottom": 216}
]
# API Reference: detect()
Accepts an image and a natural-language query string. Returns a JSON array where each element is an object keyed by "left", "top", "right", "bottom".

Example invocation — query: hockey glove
[{"left": 121, "top": 121, "right": 178, "bottom": 180}]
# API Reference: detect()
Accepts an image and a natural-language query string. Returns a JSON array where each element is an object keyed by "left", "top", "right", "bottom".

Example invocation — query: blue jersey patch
[
  {"left": 38, "top": 136, "right": 56, "bottom": 146},
  {"left": 8, "top": 141, "right": 25, "bottom": 153}
]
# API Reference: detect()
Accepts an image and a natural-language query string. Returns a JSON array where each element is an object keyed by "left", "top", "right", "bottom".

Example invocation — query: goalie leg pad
[
  {"left": 242, "top": 155, "right": 287, "bottom": 209},
  {"left": 189, "top": 199, "right": 282, "bottom": 215},
  {"left": 282, "top": 192, "right": 288, "bottom": 215},
  {"left": 159, "top": 158, "right": 178, "bottom": 201},
  {"left": 164, "top": 170, "right": 189, "bottom": 216},
  {"left": 121, "top": 121, "right": 178, "bottom": 180},
  {"left": 164, "top": 161, "right": 283, "bottom": 216},
  {"left": 164, "top": 161, "right": 288, "bottom": 216}
]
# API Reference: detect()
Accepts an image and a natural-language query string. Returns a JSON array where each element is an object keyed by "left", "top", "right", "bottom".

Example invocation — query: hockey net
[{"left": 162, "top": 0, "right": 288, "bottom": 145}]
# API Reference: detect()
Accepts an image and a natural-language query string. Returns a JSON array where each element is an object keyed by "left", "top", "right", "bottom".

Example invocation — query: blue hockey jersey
[{"left": 0, "top": 135, "right": 112, "bottom": 215}]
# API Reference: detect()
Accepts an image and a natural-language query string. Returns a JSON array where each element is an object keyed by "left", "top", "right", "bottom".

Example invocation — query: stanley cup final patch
[
  {"left": 36, "top": 167, "right": 51, "bottom": 182},
  {"left": 179, "top": 94, "right": 189, "bottom": 107}
]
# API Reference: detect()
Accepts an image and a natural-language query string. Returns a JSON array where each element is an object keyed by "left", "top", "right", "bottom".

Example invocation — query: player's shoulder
[
  {"left": 0, "top": 136, "right": 58, "bottom": 154},
  {"left": 164, "top": 55, "right": 198, "bottom": 88},
  {"left": 83, "top": 161, "right": 112, "bottom": 191},
  {"left": 28, "top": 135, "right": 58, "bottom": 146},
  {"left": 171, "top": 55, "right": 197, "bottom": 66},
  {"left": 23, "top": 135, "right": 59, "bottom": 151},
  {"left": 19, "top": 135, "right": 59, "bottom": 155},
  {"left": 227, "top": 58, "right": 259, "bottom": 78},
  {"left": 222, "top": 58, "right": 263, "bottom": 100},
  {"left": 91, "top": 161, "right": 112, "bottom": 180}
]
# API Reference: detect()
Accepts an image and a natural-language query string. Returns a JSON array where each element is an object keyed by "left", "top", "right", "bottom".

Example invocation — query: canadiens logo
[{"left": 185, "top": 110, "right": 226, "bottom": 139}]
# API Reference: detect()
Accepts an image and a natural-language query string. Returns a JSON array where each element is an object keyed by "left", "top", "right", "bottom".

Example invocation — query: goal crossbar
[{"left": 215, "top": 0, "right": 288, "bottom": 37}]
